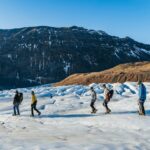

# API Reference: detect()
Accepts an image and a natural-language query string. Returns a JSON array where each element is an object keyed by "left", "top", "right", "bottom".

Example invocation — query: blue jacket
[{"left": 138, "top": 83, "right": 146, "bottom": 102}]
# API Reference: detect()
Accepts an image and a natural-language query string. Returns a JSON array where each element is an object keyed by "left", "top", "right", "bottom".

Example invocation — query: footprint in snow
[
  {"left": 0, "top": 121, "right": 5, "bottom": 125},
  {"left": 79, "top": 102, "right": 84, "bottom": 105}
]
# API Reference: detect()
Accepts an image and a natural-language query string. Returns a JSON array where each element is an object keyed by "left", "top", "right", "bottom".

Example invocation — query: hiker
[
  {"left": 31, "top": 91, "right": 41, "bottom": 117},
  {"left": 13, "top": 90, "right": 21, "bottom": 116},
  {"left": 90, "top": 87, "right": 97, "bottom": 113},
  {"left": 102, "top": 84, "right": 113, "bottom": 114},
  {"left": 138, "top": 81, "right": 147, "bottom": 115}
]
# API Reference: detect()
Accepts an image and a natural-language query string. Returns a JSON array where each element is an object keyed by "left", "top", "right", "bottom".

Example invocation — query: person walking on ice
[
  {"left": 90, "top": 87, "right": 97, "bottom": 113},
  {"left": 138, "top": 80, "right": 147, "bottom": 116},
  {"left": 13, "top": 90, "right": 21, "bottom": 116},
  {"left": 102, "top": 84, "right": 114, "bottom": 114},
  {"left": 31, "top": 91, "right": 41, "bottom": 117}
]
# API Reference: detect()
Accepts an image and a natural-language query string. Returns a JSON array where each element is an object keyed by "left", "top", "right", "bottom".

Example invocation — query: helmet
[
  {"left": 102, "top": 84, "right": 106, "bottom": 88},
  {"left": 138, "top": 80, "right": 142, "bottom": 85},
  {"left": 90, "top": 87, "right": 94, "bottom": 90},
  {"left": 31, "top": 91, "right": 34, "bottom": 95},
  {"left": 16, "top": 90, "right": 19, "bottom": 94}
]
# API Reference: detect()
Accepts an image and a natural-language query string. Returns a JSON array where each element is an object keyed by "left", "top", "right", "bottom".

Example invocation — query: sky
[{"left": 0, "top": 0, "right": 149, "bottom": 44}]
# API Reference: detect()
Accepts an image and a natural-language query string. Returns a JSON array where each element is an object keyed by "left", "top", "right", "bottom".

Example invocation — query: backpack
[
  {"left": 107, "top": 90, "right": 114, "bottom": 99},
  {"left": 19, "top": 93, "right": 23, "bottom": 103}
]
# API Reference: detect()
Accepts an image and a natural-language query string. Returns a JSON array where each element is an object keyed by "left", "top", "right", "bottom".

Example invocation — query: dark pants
[
  {"left": 139, "top": 102, "right": 145, "bottom": 115},
  {"left": 90, "top": 101, "right": 96, "bottom": 112},
  {"left": 31, "top": 101, "right": 41, "bottom": 116},
  {"left": 13, "top": 104, "right": 20, "bottom": 115},
  {"left": 103, "top": 100, "right": 111, "bottom": 112}
]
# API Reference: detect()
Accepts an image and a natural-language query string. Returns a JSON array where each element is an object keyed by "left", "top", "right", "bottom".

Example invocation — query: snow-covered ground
[{"left": 0, "top": 82, "right": 150, "bottom": 150}]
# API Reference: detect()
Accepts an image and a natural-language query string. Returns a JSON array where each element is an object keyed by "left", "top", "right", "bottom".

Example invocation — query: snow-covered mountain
[
  {"left": 0, "top": 82, "right": 150, "bottom": 149},
  {"left": 0, "top": 26, "right": 150, "bottom": 88}
]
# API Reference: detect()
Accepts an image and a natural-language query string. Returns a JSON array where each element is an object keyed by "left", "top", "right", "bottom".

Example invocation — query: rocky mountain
[
  {"left": 55, "top": 61, "right": 150, "bottom": 86},
  {"left": 0, "top": 26, "right": 150, "bottom": 88}
]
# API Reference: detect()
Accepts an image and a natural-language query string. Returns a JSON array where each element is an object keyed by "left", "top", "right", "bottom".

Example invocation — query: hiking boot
[
  {"left": 105, "top": 109, "right": 111, "bottom": 114},
  {"left": 38, "top": 112, "right": 41, "bottom": 116},
  {"left": 139, "top": 111, "right": 145, "bottom": 116},
  {"left": 94, "top": 109, "right": 98, "bottom": 113},
  {"left": 108, "top": 109, "right": 111, "bottom": 113}
]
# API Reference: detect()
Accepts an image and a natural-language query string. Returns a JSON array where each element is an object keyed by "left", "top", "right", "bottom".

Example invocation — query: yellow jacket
[{"left": 32, "top": 95, "right": 37, "bottom": 104}]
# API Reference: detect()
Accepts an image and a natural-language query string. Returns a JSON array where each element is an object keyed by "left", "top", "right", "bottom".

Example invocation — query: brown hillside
[{"left": 55, "top": 62, "right": 150, "bottom": 86}]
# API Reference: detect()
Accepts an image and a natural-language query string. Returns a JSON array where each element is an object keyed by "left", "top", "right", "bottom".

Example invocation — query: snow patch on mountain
[
  {"left": 134, "top": 45, "right": 150, "bottom": 55},
  {"left": 63, "top": 61, "right": 71, "bottom": 74}
]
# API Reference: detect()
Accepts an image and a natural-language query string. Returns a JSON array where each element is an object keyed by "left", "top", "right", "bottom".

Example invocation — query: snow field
[{"left": 0, "top": 82, "right": 150, "bottom": 150}]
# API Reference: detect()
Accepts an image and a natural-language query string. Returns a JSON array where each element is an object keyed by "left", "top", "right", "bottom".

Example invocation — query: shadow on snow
[
  {"left": 4, "top": 110, "right": 150, "bottom": 118},
  {"left": 39, "top": 114, "right": 96, "bottom": 118}
]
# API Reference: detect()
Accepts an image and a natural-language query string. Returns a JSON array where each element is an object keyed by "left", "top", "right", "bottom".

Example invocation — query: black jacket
[{"left": 13, "top": 94, "right": 20, "bottom": 105}]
